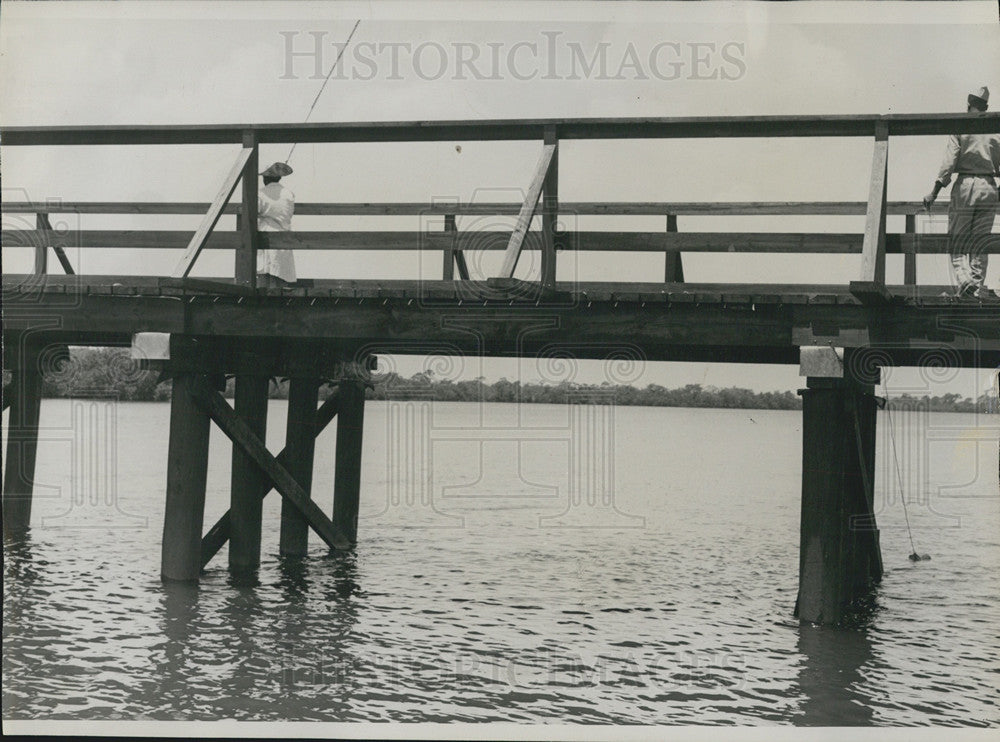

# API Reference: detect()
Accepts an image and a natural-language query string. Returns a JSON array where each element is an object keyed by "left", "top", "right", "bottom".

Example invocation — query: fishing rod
[{"left": 284, "top": 18, "right": 362, "bottom": 165}]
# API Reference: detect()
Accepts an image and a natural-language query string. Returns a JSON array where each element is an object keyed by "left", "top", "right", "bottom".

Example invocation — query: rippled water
[{"left": 3, "top": 401, "right": 999, "bottom": 725}]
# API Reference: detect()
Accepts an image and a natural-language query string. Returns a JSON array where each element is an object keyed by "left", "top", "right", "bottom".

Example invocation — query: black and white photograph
[{"left": 2, "top": 1, "right": 999, "bottom": 739}]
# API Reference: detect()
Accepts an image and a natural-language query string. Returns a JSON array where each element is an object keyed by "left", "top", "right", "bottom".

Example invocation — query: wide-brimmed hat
[
  {"left": 968, "top": 86, "right": 989, "bottom": 109},
  {"left": 261, "top": 162, "right": 293, "bottom": 178}
]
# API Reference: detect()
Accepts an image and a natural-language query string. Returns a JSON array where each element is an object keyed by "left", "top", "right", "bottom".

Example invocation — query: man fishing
[
  {"left": 922, "top": 86, "right": 1000, "bottom": 299},
  {"left": 257, "top": 161, "right": 297, "bottom": 287}
]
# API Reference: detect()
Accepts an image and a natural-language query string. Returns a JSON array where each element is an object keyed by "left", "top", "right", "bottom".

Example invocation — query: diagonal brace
[
  {"left": 497, "top": 143, "right": 557, "bottom": 278},
  {"left": 189, "top": 378, "right": 350, "bottom": 552},
  {"left": 200, "top": 388, "right": 342, "bottom": 566},
  {"left": 851, "top": 122, "right": 890, "bottom": 304},
  {"left": 172, "top": 146, "right": 254, "bottom": 278}
]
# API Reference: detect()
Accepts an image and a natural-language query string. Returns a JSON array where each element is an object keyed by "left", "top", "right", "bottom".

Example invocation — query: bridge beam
[
  {"left": 2, "top": 349, "right": 42, "bottom": 538},
  {"left": 795, "top": 374, "right": 883, "bottom": 625}
]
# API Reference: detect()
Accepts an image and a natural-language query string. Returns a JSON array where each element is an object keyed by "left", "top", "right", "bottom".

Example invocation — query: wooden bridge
[{"left": 3, "top": 114, "right": 999, "bottom": 625}]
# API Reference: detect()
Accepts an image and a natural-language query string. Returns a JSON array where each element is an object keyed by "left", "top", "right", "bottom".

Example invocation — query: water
[{"left": 3, "top": 400, "right": 999, "bottom": 725}]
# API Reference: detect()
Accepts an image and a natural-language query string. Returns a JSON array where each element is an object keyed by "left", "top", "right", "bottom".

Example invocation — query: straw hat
[
  {"left": 968, "top": 86, "right": 989, "bottom": 109},
  {"left": 261, "top": 162, "right": 293, "bottom": 178}
]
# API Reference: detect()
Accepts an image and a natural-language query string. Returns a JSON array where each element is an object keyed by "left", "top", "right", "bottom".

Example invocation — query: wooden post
[
  {"left": 541, "top": 125, "right": 559, "bottom": 289},
  {"left": 664, "top": 214, "right": 685, "bottom": 282},
  {"left": 332, "top": 379, "right": 366, "bottom": 545},
  {"left": 3, "top": 350, "right": 42, "bottom": 537},
  {"left": 796, "top": 372, "right": 883, "bottom": 625},
  {"left": 33, "top": 214, "right": 49, "bottom": 275},
  {"left": 280, "top": 376, "right": 320, "bottom": 556},
  {"left": 237, "top": 131, "right": 259, "bottom": 288},
  {"left": 161, "top": 374, "right": 212, "bottom": 582},
  {"left": 442, "top": 214, "right": 456, "bottom": 280},
  {"left": 904, "top": 213, "right": 917, "bottom": 287},
  {"left": 228, "top": 374, "right": 269, "bottom": 572}
]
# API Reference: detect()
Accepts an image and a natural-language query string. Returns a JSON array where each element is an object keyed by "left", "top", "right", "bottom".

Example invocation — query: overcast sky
[{"left": 1, "top": 1, "right": 998, "bottom": 397}]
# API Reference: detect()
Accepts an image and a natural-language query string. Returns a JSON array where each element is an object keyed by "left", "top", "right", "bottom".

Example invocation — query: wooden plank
[
  {"left": 14, "top": 230, "right": 980, "bottom": 253},
  {"left": 4, "top": 112, "right": 998, "bottom": 147},
  {"left": 158, "top": 277, "right": 252, "bottom": 296},
  {"left": 200, "top": 389, "right": 341, "bottom": 567},
  {"left": 237, "top": 133, "right": 259, "bottom": 288},
  {"left": 228, "top": 375, "right": 269, "bottom": 572},
  {"left": 161, "top": 374, "right": 212, "bottom": 581},
  {"left": 171, "top": 146, "right": 253, "bottom": 278},
  {"left": 498, "top": 143, "right": 556, "bottom": 278},
  {"left": 189, "top": 377, "right": 349, "bottom": 551},
  {"left": 664, "top": 214, "right": 685, "bottom": 282},
  {"left": 858, "top": 124, "right": 889, "bottom": 287},
  {"left": 541, "top": 125, "right": 559, "bottom": 289},
  {"left": 1, "top": 200, "right": 971, "bottom": 216}
]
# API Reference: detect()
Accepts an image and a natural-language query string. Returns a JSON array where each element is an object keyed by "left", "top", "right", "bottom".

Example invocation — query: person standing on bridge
[
  {"left": 257, "top": 161, "right": 297, "bottom": 287},
  {"left": 922, "top": 86, "right": 1000, "bottom": 299}
]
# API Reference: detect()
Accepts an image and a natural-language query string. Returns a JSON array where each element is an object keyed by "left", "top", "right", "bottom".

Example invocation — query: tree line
[{"left": 6, "top": 347, "right": 997, "bottom": 413}]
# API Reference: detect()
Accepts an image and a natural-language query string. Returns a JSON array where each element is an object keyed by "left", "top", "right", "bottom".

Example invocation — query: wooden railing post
[
  {"left": 541, "top": 125, "right": 559, "bottom": 289},
  {"left": 664, "top": 213, "right": 685, "bottom": 282},
  {"left": 237, "top": 130, "right": 259, "bottom": 288},
  {"left": 33, "top": 214, "right": 49, "bottom": 275},
  {"left": 904, "top": 213, "right": 917, "bottom": 286},
  {"left": 850, "top": 121, "right": 890, "bottom": 304},
  {"left": 442, "top": 214, "right": 456, "bottom": 280}
]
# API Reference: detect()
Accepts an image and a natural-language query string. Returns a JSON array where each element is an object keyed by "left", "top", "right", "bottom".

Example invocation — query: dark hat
[
  {"left": 968, "top": 85, "right": 989, "bottom": 109},
  {"left": 261, "top": 162, "right": 293, "bottom": 178}
]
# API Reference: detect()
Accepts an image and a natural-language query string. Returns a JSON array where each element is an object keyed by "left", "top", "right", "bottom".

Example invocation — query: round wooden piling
[
  {"left": 332, "top": 379, "right": 366, "bottom": 545},
  {"left": 280, "top": 377, "right": 320, "bottom": 556},
  {"left": 796, "top": 376, "right": 883, "bottom": 624},
  {"left": 229, "top": 375, "right": 269, "bottom": 572},
  {"left": 161, "top": 374, "right": 212, "bottom": 582},
  {"left": 3, "top": 353, "right": 42, "bottom": 537}
]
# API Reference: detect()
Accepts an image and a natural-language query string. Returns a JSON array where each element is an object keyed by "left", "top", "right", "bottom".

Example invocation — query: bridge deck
[{"left": 5, "top": 275, "right": 999, "bottom": 370}]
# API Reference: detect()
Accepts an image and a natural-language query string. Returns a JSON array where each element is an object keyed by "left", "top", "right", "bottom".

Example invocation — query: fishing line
[
  {"left": 830, "top": 344, "right": 927, "bottom": 562},
  {"left": 881, "top": 378, "right": 926, "bottom": 562},
  {"left": 284, "top": 19, "right": 362, "bottom": 164}
]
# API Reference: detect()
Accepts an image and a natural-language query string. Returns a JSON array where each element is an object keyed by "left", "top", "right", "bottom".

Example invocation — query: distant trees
[{"left": 7, "top": 347, "right": 995, "bottom": 414}]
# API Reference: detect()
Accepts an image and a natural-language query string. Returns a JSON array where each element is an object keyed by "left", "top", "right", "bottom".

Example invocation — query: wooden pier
[{"left": 3, "top": 114, "right": 999, "bottom": 625}]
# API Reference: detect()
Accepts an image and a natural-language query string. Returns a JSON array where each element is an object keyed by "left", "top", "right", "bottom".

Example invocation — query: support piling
[
  {"left": 228, "top": 374, "right": 269, "bottom": 572},
  {"left": 796, "top": 375, "right": 883, "bottom": 624},
  {"left": 2, "top": 351, "right": 42, "bottom": 538},
  {"left": 161, "top": 374, "right": 213, "bottom": 582},
  {"left": 332, "top": 379, "right": 366, "bottom": 545},
  {"left": 280, "top": 376, "right": 320, "bottom": 556}
]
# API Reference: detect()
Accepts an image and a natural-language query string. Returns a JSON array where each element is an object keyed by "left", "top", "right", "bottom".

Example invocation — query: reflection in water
[
  {"left": 151, "top": 581, "right": 203, "bottom": 718},
  {"left": 795, "top": 623, "right": 878, "bottom": 725}
]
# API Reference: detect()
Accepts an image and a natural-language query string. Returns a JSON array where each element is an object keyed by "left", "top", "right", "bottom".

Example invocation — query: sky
[{"left": 1, "top": 1, "right": 998, "bottom": 398}]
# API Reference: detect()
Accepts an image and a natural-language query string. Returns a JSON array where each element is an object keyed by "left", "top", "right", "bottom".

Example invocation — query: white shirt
[
  {"left": 258, "top": 182, "right": 295, "bottom": 232},
  {"left": 257, "top": 181, "right": 296, "bottom": 282}
]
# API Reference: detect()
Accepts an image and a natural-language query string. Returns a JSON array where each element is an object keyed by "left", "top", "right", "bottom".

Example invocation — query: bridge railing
[{"left": 2, "top": 114, "right": 998, "bottom": 302}]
